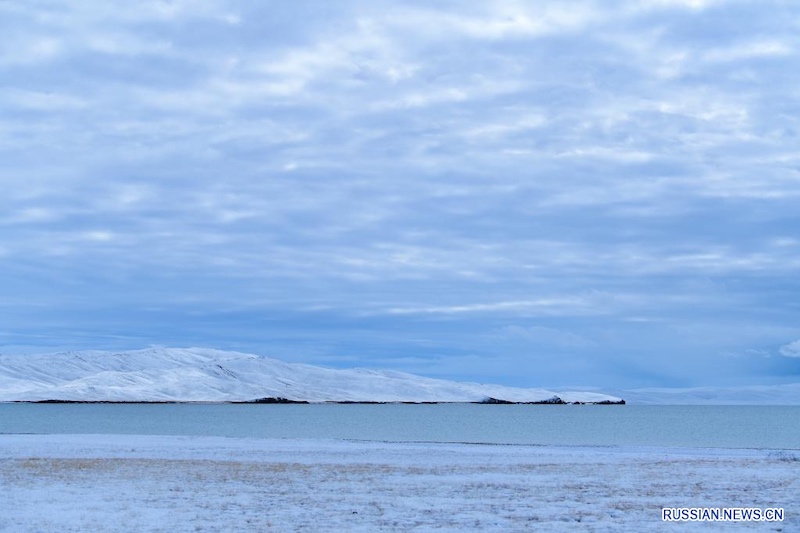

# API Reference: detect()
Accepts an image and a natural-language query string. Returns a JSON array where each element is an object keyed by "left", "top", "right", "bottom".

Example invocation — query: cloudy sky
[{"left": 2, "top": 0, "right": 800, "bottom": 389}]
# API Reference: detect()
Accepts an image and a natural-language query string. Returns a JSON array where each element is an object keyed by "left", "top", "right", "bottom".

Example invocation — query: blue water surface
[{"left": 1, "top": 404, "right": 797, "bottom": 449}]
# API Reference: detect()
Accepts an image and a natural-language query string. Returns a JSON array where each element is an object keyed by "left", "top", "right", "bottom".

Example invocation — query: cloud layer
[{"left": 2, "top": 0, "right": 800, "bottom": 387}]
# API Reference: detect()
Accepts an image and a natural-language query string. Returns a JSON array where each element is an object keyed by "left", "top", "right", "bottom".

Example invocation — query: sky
[{"left": 2, "top": 0, "right": 800, "bottom": 389}]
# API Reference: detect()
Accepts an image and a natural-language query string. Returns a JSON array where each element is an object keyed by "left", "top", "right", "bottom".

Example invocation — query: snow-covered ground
[{"left": 1, "top": 434, "right": 796, "bottom": 532}]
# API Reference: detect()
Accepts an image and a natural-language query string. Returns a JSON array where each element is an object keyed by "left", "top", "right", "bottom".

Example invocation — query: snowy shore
[{"left": 1, "top": 435, "right": 796, "bottom": 532}]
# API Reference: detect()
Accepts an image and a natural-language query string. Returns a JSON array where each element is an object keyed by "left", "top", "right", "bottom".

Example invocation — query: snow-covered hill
[{"left": 0, "top": 347, "right": 623, "bottom": 404}]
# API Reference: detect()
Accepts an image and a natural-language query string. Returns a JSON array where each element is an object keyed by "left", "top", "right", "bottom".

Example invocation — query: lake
[{"left": 1, "top": 403, "right": 798, "bottom": 449}]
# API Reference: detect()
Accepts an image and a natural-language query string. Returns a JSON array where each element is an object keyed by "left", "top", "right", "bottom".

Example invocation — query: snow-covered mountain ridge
[{"left": 0, "top": 347, "right": 623, "bottom": 404}]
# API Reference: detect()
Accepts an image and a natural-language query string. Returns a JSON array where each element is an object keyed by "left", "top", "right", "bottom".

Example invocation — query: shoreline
[
  {"left": 1, "top": 432, "right": 798, "bottom": 454},
  {"left": 5, "top": 397, "right": 625, "bottom": 405}
]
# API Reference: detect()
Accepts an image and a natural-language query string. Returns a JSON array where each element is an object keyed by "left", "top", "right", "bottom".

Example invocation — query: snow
[
  {"left": 1, "top": 434, "right": 797, "bottom": 532},
  {"left": 0, "top": 347, "right": 623, "bottom": 404}
]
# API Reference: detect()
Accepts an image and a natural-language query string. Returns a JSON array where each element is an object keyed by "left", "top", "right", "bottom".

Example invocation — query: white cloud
[
  {"left": 385, "top": 3, "right": 602, "bottom": 41},
  {"left": 641, "top": 0, "right": 720, "bottom": 10},
  {"left": 84, "top": 33, "right": 175, "bottom": 56},
  {"left": 0, "top": 37, "right": 62, "bottom": 66},
  {"left": 703, "top": 40, "right": 792, "bottom": 63},
  {"left": 2, "top": 207, "right": 59, "bottom": 225},
  {"left": 779, "top": 341, "right": 800, "bottom": 358},
  {"left": 1, "top": 89, "right": 87, "bottom": 111},
  {"left": 82, "top": 230, "right": 115, "bottom": 242},
  {"left": 386, "top": 298, "right": 594, "bottom": 316},
  {"left": 462, "top": 113, "right": 547, "bottom": 140}
]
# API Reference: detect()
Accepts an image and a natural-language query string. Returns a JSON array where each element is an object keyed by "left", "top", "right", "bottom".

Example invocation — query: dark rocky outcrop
[
  {"left": 241, "top": 397, "right": 309, "bottom": 404},
  {"left": 477, "top": 397, "right": 516, "bottom": 404}
]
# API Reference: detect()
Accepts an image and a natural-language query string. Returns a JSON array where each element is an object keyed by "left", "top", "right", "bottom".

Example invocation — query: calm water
[{"left": 1, "top": 404, "right": 798, "bottom": 449}]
